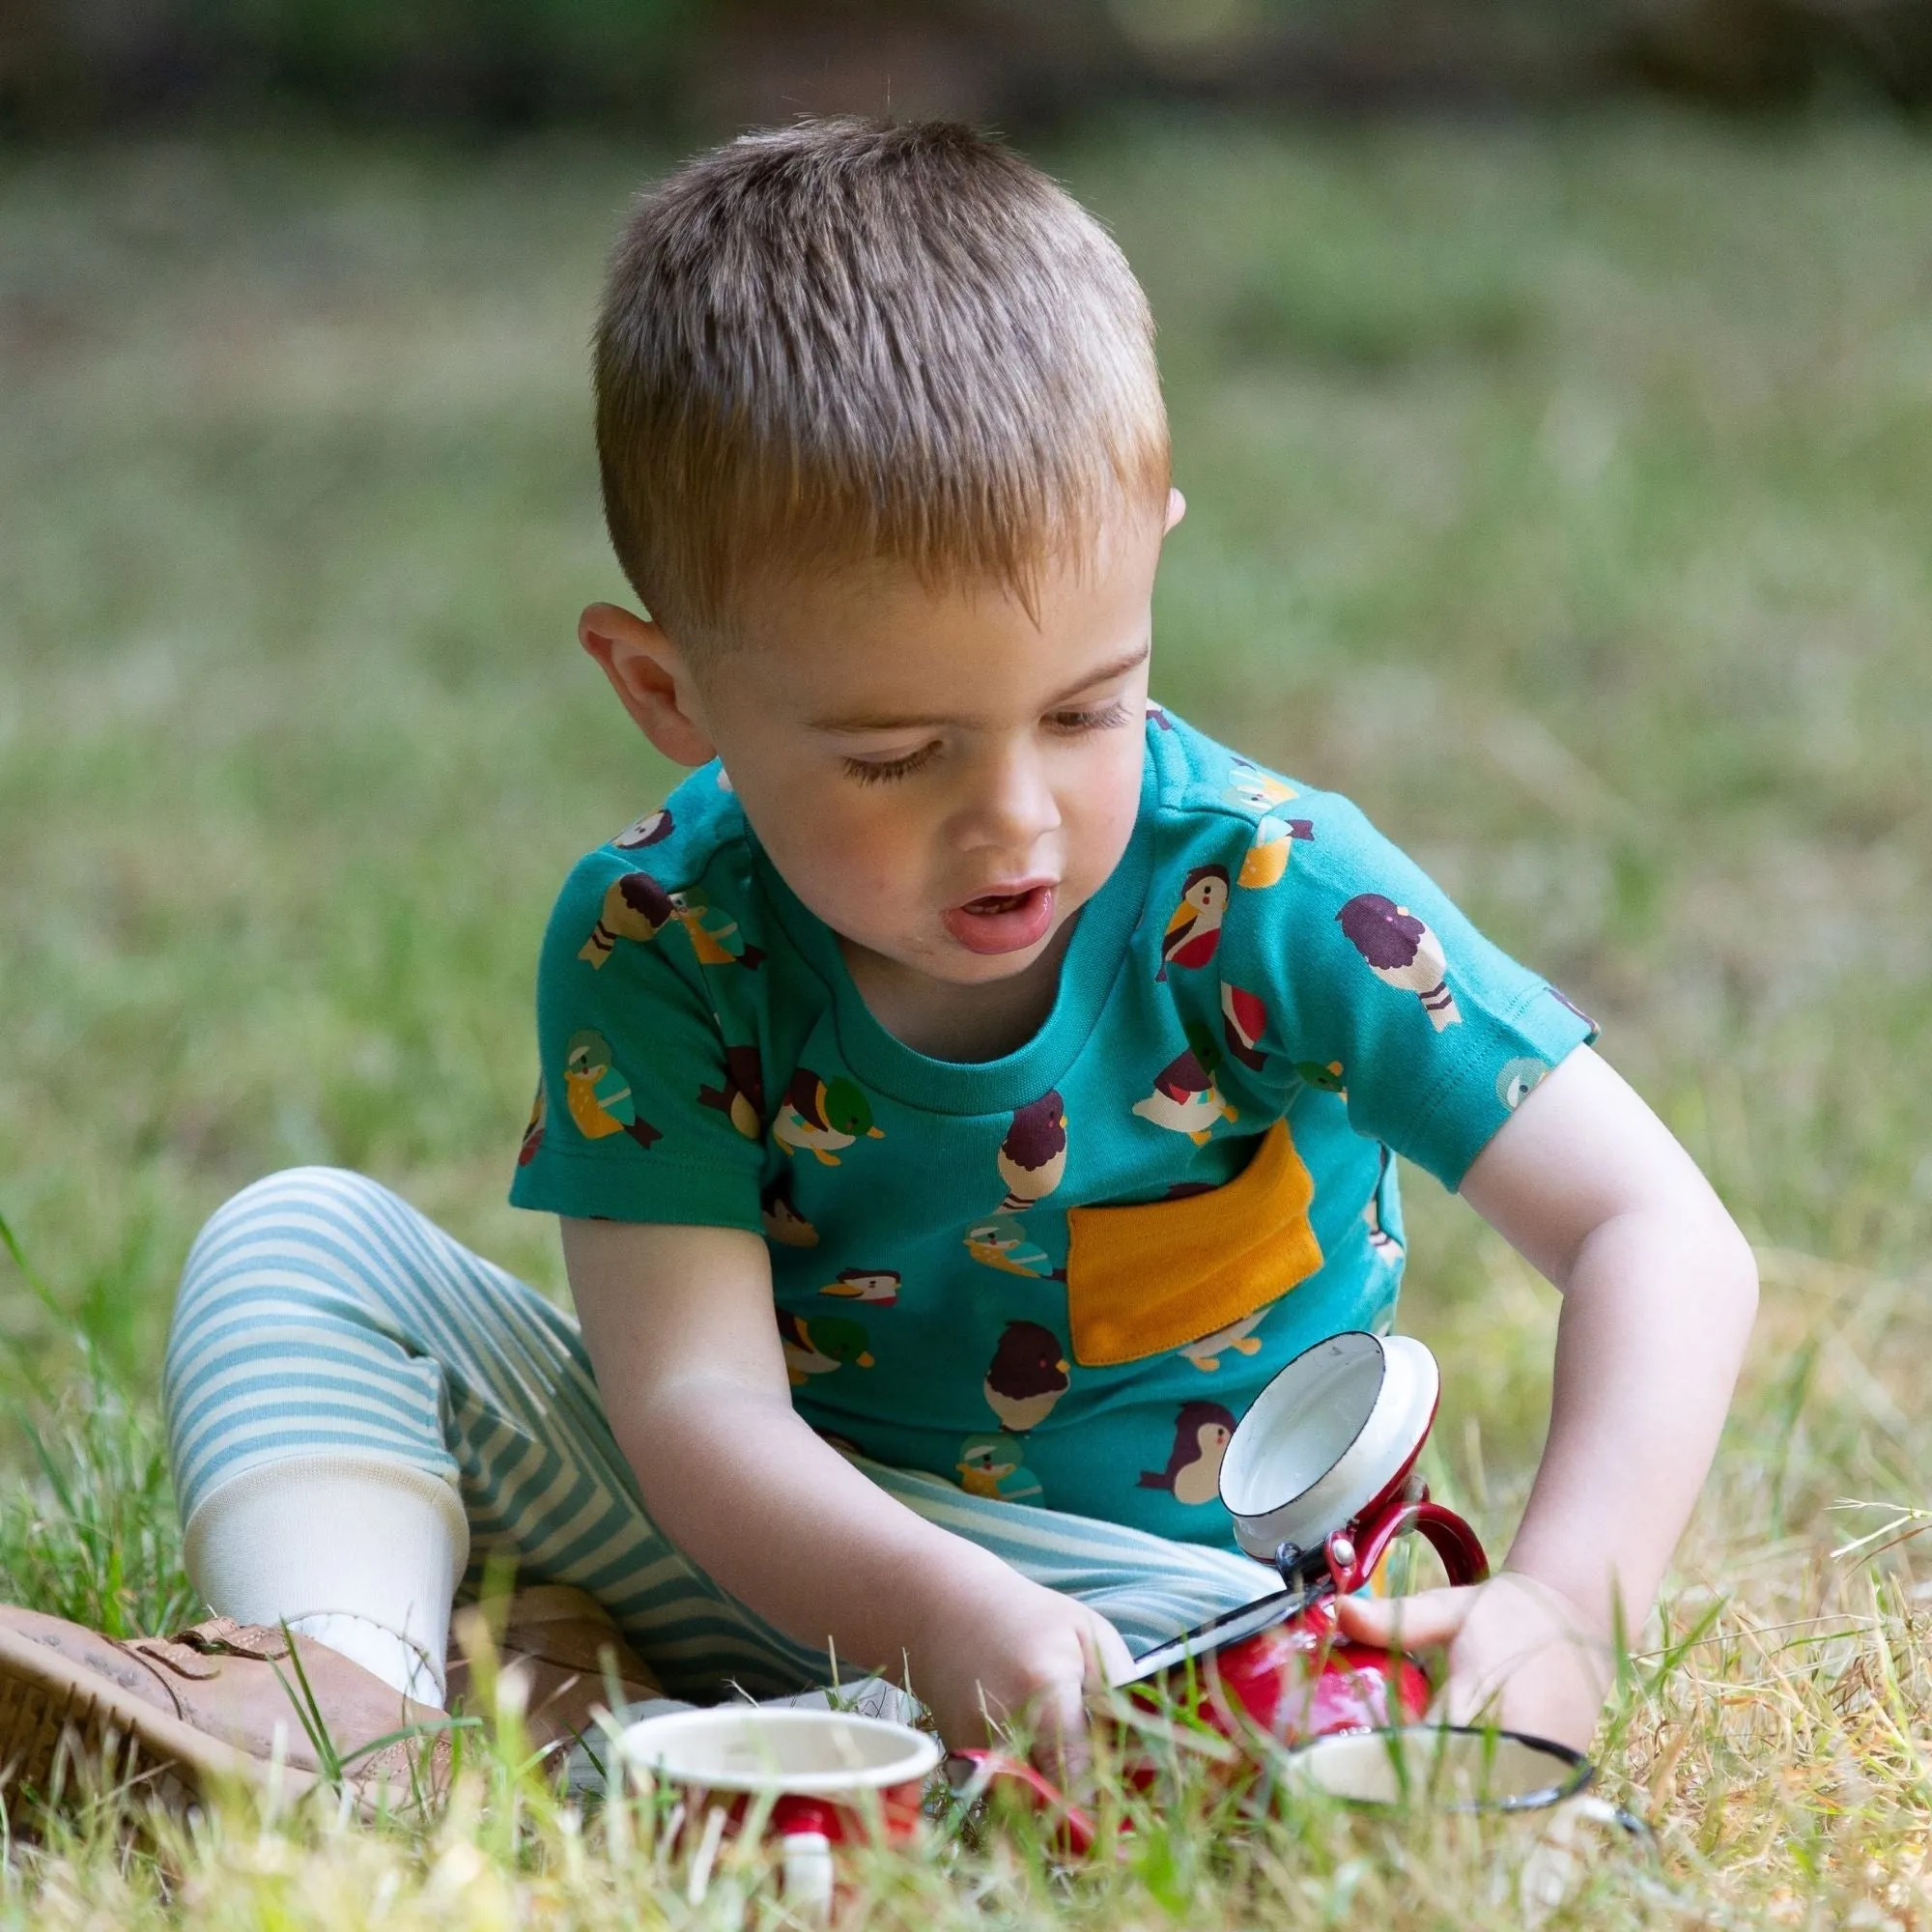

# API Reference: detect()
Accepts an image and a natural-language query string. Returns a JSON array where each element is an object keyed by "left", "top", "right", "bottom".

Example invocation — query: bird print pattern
[
  {"left": 517, "top": 716, "right": 1601, "bottom": 1540},
  {"left": 775, "top": 1069, "right": 885, "bottom": 1166},
  {"left": 1157, "top": 865, "right": 1229, "bottom": 980},
  {"left": 1138, "top": 1403, "right": 1237, "bottom": 1505},
  {"left": 1337, "top": 894, "right": 1463, "bottom": 1031},
  {"left": 561, "top": 1030, "right": 660, "bottom": 1149},
  {"left": 1132, "top": 1048, "right": 1238, "bottom": 1145},
  {"left": 580, "top": 871, "right": 677, "bottom": 969},
  {"left": 983, "top": 1321, "right": 1070, "bottom": 1434}
]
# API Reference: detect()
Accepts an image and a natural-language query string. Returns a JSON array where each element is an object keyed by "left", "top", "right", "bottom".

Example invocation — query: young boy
[{"left": 0, "top": 119, "right": 1756, "bottom": 1803}]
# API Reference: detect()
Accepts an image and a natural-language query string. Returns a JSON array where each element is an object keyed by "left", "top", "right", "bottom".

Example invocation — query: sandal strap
[{"left": 138, "top": 1616, "right": 295, "bottom": 1676}]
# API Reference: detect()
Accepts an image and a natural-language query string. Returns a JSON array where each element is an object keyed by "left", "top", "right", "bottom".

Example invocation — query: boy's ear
[
  {"left": 579, "top": 604, "right": 716, "bottom": 768},
  {"left": 1164, "top": 488, "right": 1187, "bottom": 534}
]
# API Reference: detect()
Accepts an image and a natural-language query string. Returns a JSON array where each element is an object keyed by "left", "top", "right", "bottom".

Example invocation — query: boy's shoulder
[
  {"left": 554, "top": 761, "right": 755, "bottom": 905},
  {"left": 1142, "top": 705, "right": 1374, "bottom": 861},
  {"left": 543, "top": 760, "right": 771, "bottom": 987}
]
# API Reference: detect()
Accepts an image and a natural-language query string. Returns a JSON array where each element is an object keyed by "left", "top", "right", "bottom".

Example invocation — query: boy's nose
[{"left": 955, "top": 745, "right": 1062, "bottom": 855}]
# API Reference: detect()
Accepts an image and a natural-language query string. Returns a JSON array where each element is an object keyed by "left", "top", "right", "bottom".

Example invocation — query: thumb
[{"left": 1333, "top": 1584, "right": 1479, "bottom": 1652}]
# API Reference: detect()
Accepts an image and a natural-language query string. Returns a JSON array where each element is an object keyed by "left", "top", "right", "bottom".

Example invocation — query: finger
[
  {"left": 1082, "top": 1616, "right": 1136, "bottom": 1690},
  {"left": 1333, "top": 1585, "right": 1479, "bottom": 1651}
]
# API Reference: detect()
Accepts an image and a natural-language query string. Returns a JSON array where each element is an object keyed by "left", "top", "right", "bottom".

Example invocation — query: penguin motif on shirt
[
  {"left": 561, "top": 1030, "right": 661, "bottom": 1149},
  {"left": 1337, "top": 894, "right": 1463, "bottom": 1031},
  {"left": 579, "top": 871, "right": 677, "bottom": 969},
  {"left": 775, "top": 1069, "right": 885, "bottom": 1166},
  {"left": 820, "top": 1268, "right": 901, "bottom": 1306},
  {"left": 1157, "top": 865, "right": 1230, "bottom": 980},
  {"left": 612, "top": 808, "right": 674, "bottom": 851},
  {"left": 1138, "top": 1402, "right": 1237, "bottom": 1504},
  {"left": 696, "top": 1044, "right": 766, "bottom": 1139},
  {"left": 997, "top": 1092, "right": 1067, "bottom": 1210},
  {"left": 1132, "top": 1049, "right": 1238, "bottom": 1145},
  {"left": 983, "top": 1321, "right": 1070, "bottom": 1434}
]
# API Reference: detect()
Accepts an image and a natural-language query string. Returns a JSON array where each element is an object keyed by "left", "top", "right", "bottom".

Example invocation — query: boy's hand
[
  {"left": 906, "top": 1567, "right": 1134, "bottom": 1766},
  {"left": 1333, "top": 1570, "right": 1611, "bottom": 1752}
]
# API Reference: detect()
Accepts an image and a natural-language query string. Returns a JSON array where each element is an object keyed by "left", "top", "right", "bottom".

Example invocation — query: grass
[{"left": 2, "top": 108, "right": 1931, "bottom": 1922}]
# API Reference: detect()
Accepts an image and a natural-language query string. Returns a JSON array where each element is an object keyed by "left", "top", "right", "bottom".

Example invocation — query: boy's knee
[{"left": 174, "top": 1165, "right": 405, "bottom": 1326}]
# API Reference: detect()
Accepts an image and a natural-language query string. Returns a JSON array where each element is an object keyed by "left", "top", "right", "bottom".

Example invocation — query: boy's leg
[
  {"left": 169, "top": 1166, "right": 1273, "bottom": 1707},
  {"left": 165, "top": 1166, "right": 829, "bottom": 1706},
  {"left": 856, "top": 1463, "right": 1280, "bottom": 1659}
]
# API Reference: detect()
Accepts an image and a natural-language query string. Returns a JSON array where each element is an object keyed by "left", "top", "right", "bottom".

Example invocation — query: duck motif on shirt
[
  {"left": 697, "top": 1044, "right": 766, "bottom": 1139},
  {"left": 775, "top": 1069, "right": 885, "bottom": 1166},
  {"left": 779, "top": 1310, "right": 874, "bottom": 1385},
  {"left": 761, "top": 1173, "right": 819, "bottom": 1247}
]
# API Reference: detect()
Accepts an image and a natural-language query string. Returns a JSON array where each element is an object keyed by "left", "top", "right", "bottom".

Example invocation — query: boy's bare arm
[
  {"left": 1338, "top": 1044, "right": 1759, "bottom": 1747},
  {"left": 562, "top": 1217, "right": 1131, "bottom": 1747}
]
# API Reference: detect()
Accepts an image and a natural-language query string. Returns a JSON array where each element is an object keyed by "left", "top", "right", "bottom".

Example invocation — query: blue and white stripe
[{"left": 167, "top": 1167, "right": 1274, "bottom": 1700}]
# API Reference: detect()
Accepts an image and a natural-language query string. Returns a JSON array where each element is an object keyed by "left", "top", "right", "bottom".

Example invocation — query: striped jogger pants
[{"left": 164, "top": 1167, "right": 1277, "bottom": 1703}]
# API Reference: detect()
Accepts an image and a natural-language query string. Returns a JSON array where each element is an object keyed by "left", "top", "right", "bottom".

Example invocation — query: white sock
[{"left": 183, "top": 1455, "right": 469, "bottom": 1709}]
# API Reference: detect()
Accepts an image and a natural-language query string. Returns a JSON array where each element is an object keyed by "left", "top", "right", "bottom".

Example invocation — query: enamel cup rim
[
  {"left": 616, "top": 1705, "right": 944, "bottom": 1798},
  {"left": 1217, "top": 1330, "right": 1439, "bottom": 1561},
  {"left": 1286, "top": 1724, "right": 1594, "bottom": 1813}
]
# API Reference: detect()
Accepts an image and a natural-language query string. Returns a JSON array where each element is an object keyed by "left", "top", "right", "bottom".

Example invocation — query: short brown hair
[{"left": 593, "top": 118, "right": 1169, "bottom": 642}]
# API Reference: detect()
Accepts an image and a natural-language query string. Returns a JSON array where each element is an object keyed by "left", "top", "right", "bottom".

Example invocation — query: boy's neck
[{"left": 839, "top": 918, "right": 1077, "bottom": 1064}]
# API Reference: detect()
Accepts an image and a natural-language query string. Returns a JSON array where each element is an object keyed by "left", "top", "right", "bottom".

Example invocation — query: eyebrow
[{"left": 809, "top": 643, "right": 1151, "bottom": 735}]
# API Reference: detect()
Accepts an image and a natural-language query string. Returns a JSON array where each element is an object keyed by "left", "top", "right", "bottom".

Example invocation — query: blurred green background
[{"left": 2, "top": 4, "right": 1930, "bottom": 1623}]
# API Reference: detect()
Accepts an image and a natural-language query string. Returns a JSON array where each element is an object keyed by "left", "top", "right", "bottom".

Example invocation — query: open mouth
[{"left": 943, "top": 882, "right": 1058, "bottom": 955}]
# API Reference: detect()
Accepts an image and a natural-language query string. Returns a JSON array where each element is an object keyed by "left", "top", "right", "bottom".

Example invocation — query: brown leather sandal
[{"left": 0, "top": 1607, "right": 448, "bottom": 1818}]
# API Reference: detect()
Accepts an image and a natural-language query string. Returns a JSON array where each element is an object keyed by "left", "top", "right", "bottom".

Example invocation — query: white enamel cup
[
  {"left": 617, "top": 1706, "right": 942, "bottom": 1916},
  {"left": 1284, "top": 1724, "right": 1591, "bottom": 1811},
  {"left": 1217, "top": 1330, "right": 1441, "bottom": 1564}
]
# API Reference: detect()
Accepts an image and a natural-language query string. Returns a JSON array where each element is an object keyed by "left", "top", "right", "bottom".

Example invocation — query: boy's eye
[
  {"left": 1046, "top": 700, "right": 1132, "bottom": 734},
  {"left": 841, "top": 742, "right": 941, "bottom": 785}
]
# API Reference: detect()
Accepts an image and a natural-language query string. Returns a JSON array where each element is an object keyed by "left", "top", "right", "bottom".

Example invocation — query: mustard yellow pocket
[{"left": 1064, "top": 1121, "right": 1323, "bottom": 1368}]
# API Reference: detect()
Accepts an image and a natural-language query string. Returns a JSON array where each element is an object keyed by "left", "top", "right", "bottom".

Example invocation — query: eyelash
[{"left": 839, "top": 702, "right": 1133, "bottom": 786}]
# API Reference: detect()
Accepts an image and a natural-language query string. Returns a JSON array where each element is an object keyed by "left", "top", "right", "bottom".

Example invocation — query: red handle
[
  {"left": 945, "top": 1749, "right": 1097, "bottom": 1857},
  {"left": 1326, "top": 1494, "right": 1490, "bottom": 1595}
]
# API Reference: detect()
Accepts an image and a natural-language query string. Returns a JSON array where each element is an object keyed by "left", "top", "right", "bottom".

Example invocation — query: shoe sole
[{"left": 0, "top": 1621, "right": 315, "bottom": 1818}]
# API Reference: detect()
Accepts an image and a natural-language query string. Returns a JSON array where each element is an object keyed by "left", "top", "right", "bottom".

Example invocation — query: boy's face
[{"left": 583, "top": 495, "right": 1179, "bottom": 1016}]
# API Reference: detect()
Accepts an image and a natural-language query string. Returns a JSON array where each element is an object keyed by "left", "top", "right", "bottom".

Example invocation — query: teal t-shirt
[{"left": 510, "top": 710, "right": 1594, "bottom": 1546}]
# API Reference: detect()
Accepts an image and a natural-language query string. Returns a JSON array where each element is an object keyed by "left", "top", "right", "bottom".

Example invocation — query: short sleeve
[
  {"left": 1214, "top": 792, "right": 1598, "bottom": 1191},
  {"left": 509, "top": 849, "right": 767, "bottom": 1230}
]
